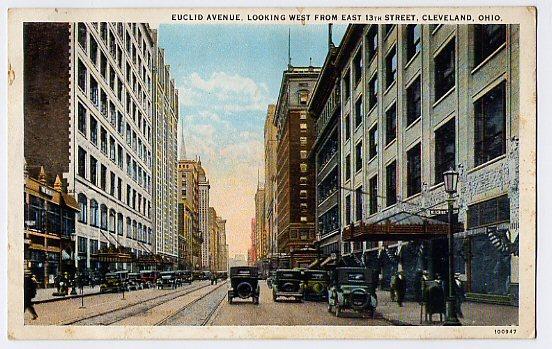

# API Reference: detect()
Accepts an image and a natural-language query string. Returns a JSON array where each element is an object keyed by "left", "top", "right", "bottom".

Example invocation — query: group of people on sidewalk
[{"left": 388, "top": 270, "right": 465, "bottom": 318}]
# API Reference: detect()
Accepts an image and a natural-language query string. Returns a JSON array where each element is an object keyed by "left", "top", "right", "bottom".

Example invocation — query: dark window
[
  {"left": 78, "top": 102, "right": 87, "bottom": 135},
  {"left": 110, "top": 171, "right": 115, "bottom": 195},
  {"left": 90, "top": 77, "right": 98, "bottom": 106},
  {"left": 343, "top": 70, "right": 351, "bottom": 101},
  {"left": 385, "top": 103, "right": 397, "bottom": 145},
  {"left": 355, "top": 186, "right": 363, "bottom": 221},
  {"left": 474, "top": 82, "right": 506, "bottom": 166},
  {"left": 117, "top": 178, "right": 122, "bottom": 200},
  {"left": 89, "top": 156, "right": 97, "bottom": 185},
  {"left": 78, "top": 236, "right": 87, "bottom": 254},
  {"left": 435, "top": 118, "right": 456, "bottom": 184},
  {"left": 89, "top": 37, "right": 98, "bottom": 65},
  {"left": 77, "top": 23, "right": 87, "bottom": 50},
  {"left": 101, "top": 127, "right": 107, "bottom": 154},
  {"left": 117, "top": 213, "right": 123, "bottom": 235},
  {"left": 434, "top": 39, "right": 456, "bottom": 101},
  {"left": 368, "top": 74, "right": 378, "bottom": 110},
  {"left": 345, "top": 195, "right": 351, "bottom": 225},
  {"left": 344, "top": 114, "right": 350, "bottom": 141},
  {"left": 353, "top": 49, "right": 363, "bottom": 87},
  {"left": 386, "top": 161, "right": 397, "bottom": 207},
  {"left": 90, "top": 200, "right": 98, "bottom": 226},
  {"left": 369, "top": 125, "right": 378, "bottom": 159},
  {"left": 100, "top": 204, "right": 107, "bottom": 230},
  {"left": 77, "top": 193, "right": 87, "bottom": 223},
  {"left": 90, "top": 117, "right": 97, "bottom": 145},
  {"left": 78, "top": 147, "right": 86, "bottom": 178},
  {"left": 474, "top": 25, "right": 506, "bottom": 66},
  {"left": 406, "top": 24, "right": 421, "bottom": 61},
  {"left": 385, "top": 46, "right": 397, "bottom": 88},
  {"left": 355, "top": 142, "right": 363, "bottom": 172},
  {"left": 467, "top": 195, "right": 510, "bottom": 229},
  {"left": 406, "top": 76, "right": 422, "bottom": 126},
  {"left": 407, "top": 143, "right": 422, "bottom": 197},
  {"left": 367, "top": 26, "right": 378, "bottom": 62},
  {"left": 100, "top": 165, "right": 107, "bottom": 191},
  {"left": 354, "top": 98, "right": 363, "bottom": 128},
  {"left": 345, "top": 154, "right": 351, "bottom": 181},
  {"left": 369, "top": 175, "right": 378, "bottom": 215},
  {"left": 78, "top": 60, "right": 87, "bottom": 92}
]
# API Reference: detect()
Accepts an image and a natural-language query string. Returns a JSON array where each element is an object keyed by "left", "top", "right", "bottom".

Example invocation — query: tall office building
[
  {"left": 263, "top": 105, "right": 279, "bottom": 258},
  {"left": 198, "top": 160, "right": 210, "bottom": 269},
  {"left": 24, "top": 22, "right": 158, "bottom": 270}
]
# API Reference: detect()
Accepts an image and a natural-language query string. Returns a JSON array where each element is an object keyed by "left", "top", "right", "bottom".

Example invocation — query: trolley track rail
[
  {"left": 154, "top": 281, "right": 227, "bottom": 326},
  {"left": 64, "top": 281, "right": 213, "bottom": 326}
]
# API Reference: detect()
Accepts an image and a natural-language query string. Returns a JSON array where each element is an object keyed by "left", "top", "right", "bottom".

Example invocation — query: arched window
[
  {"left": 117, "top": 213, "right": 123, "bottom": 236},
  {"left": 90, "top": 199, "right": 98, "bottom": 226},
  {"left": 126, "top": 217, "right": 131, "bottom": 238},
  {"left": 78, "top": 194, "right": 88, "bottom": 223},
  {"left": 100, "top": 204, "right": 108, "bottom": 230},
  {"left": 109, "top": 209, "right": 116, "bottom": 232},
  {"left": 138, "top": 223, "right": 143, "bottom": 242}
]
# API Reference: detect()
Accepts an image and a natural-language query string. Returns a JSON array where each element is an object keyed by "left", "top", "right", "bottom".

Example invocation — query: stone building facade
[
  {"left": 198, "top": 161, "right": 210, "bottom": 269},
  {"left": 24, "top": 22, "right": 159, "bottom": 271},
  {"left": 177, "top": 157, "right": 201, "bottom": 269},
  {"left": 331, "top": 24, "right": 519, "bottom": 302},
  {"left": 152, "top": 42, "right": 179, "bottom": 263},
  {"left": 263, "top": 105, "right": 279, "bottom": 259}
]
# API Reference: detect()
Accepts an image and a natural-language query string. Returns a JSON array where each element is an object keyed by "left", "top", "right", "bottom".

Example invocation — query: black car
[
  {"left": 157, "top": 271, "right": 177, "bottom": 289},
  {"left": 228, "top": 266, "right": 260, "bottom": 305},
  {"left": 272, "top": 269, "right": 304, "bottom": 302},
  {"left": 327, "top": 267, "right": 378, "bottom": 317}
]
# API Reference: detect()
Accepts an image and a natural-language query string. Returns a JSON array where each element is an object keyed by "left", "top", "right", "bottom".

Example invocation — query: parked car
[
  {"left": 227, "top": 266, "right": 260, "bottom": 305},
  {"left": 302, "top": 269, "right": 329, "bottom": 301},
  {"left": 272, "top": 269, "right": 304, "bottom": 302},
  {"left": 127, "top": 272, "right": 146, "bottom": 290},
  {"left": 157, "top": 271, "right": 177, "bottom": 289},
  {"left": 180, "top": 270, "right": 193, "bottom": 284},
  {"left": 100, "top": 272, "right": 127, "bottom": 293},
  {"left": 327, "top": 267, "right": 378, "bottom": 317},
  {"left": 140, "top": 270, "right": 160, "bottom": 288}
]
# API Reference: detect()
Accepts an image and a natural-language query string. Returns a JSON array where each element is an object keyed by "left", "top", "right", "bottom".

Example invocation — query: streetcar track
[
  {"left": 200, "top": 287, "right": 226, "bottom": 326},
  {"left": 154, "top": 281, "right": 227, "bottom": 326},
  {"left": 63, "top": 282, "right": 211, "bottom": 326}
]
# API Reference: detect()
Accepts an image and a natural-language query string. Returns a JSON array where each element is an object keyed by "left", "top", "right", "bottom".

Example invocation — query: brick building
[{"left": 274, "top": 65, "right": 320, "bottom": 268}]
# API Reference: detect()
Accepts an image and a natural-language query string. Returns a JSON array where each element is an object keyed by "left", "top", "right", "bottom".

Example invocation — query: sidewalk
[
  {"left": 375, "top": 290, "right": 518, "bottom": 326},
  {"left": 34, "top": 285, "right": 101, "bottom": 303}
]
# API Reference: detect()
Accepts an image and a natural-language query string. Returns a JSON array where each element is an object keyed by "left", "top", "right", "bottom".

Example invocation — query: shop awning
[
  {"left": 61, "top": 193, "right": 80, "bottom": 211},
  {"left": 342, "top": 211, "right": 464, "bottom": 242},
  {"left": 91, "top": 246, "right": 133, "bottom": 263}
]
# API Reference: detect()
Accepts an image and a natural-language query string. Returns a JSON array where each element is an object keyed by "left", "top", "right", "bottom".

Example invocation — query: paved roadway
[{"left": 25, "top": 280, "right": 391, "bottom": 326}]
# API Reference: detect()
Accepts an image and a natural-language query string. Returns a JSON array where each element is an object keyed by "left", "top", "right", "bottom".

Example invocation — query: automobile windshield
[
  {"left": 347, "top": 272, "right": 365, "bottom": 282},
  {"left": 279, "top": 272, "right": 298, "bottom": 279}
]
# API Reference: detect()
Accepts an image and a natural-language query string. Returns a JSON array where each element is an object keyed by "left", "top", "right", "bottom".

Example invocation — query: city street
[{"left": 25, "top": 280, "right": 391, "bottom": 326}]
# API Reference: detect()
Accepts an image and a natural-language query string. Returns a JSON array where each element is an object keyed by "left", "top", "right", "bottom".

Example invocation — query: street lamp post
[{"left": 443, "top": 169, "right": 461, "bottom": 326}]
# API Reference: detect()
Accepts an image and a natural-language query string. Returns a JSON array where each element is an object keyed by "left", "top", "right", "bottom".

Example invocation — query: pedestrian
[
  {"left": 395, "top": 271, "right": 406, "bottom": 307},
  {"left": 454, "top": 273, "right": 465, "bottom": 318},
  {"left": 24, "top": 272, "right": 38, "bottom": 320}
]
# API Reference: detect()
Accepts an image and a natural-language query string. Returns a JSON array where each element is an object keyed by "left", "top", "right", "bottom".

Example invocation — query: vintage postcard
[{"left": 6, "top": 6, "right": 536, "bottom": 340}]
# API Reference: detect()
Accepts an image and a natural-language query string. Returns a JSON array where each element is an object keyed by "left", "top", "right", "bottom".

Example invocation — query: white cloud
[{"left": 178, "top": 71, "right": 272, "bottom": 112}]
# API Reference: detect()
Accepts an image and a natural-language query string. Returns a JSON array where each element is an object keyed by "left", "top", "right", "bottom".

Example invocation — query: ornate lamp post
[{"left": 443, "top": 169, "right": 461, "bottom": 326}]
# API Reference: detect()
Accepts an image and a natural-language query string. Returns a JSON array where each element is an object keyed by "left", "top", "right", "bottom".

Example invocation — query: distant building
[
  {"left": 198, "top": 161, "right": 210, "bottom": 269},
  {"left": 263, "top": 104, "right": 279, "bottom": 259},
  {"left": 274, "top": 65, "right": 320, "bottom": 267},
  {"left": 248, "top": 218, "right": 257, "bottom": 265},
  {"left": 254, "top": 184, "right": 266, "bottom": 262}
]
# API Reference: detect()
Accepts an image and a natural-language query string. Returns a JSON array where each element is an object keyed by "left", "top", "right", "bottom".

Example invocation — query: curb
[{"left": 33, "top": 290, "right": 103, "bottom": 304}]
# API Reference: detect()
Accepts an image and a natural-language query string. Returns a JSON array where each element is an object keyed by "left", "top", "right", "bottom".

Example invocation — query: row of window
[
  {"left": 24, "top": 195, "right": 75, "bottom": 236},
  {"left": 77, "top": 101, "right": 152, "bottom": 191},
  {"left": 76, "top": 194, "right": 151, "bottom": 244},
  {"left": 77, "top": 147, "right": 151, "bottom": 218},
  {"left": 344, "top": 81, "right": 507, "bottom": 195}
]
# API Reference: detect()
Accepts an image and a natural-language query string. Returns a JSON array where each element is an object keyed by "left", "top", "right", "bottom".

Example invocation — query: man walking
[{"left": 24, "top": 272, "right": 38, "bottom": 320}]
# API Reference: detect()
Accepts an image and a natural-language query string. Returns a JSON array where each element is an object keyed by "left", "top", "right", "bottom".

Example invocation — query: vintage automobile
[
  {"left": 100, "top": 271, "right": 128, "bottom": 293},
  {"left": 272, "top": 269, "right": 304, "bottom": 302},
  {"left": 140, "top": 270, "right": 160, "bottom": 288},
  {"left": 157, "top": 271, "right": 177, "bottom": 289},
  {"left": 302, "top": 269, "right": 330, "bottom": 301},
  {"left": 180, "top": 270, "right": 193, "bottom": 284},
  {"left": 127, "top": 272, "right": 146, "bottom": 290},
  {"left": 327, "top": 267, "right": 378, "bottom": 317},
  {"left": 227, "top": 266, "right": 260, "bottom": 305}
]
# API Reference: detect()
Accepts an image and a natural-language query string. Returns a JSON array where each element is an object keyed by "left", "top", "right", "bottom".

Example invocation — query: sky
[{"left": 159, "top": 24, "right": 346, "bottom": 257}]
